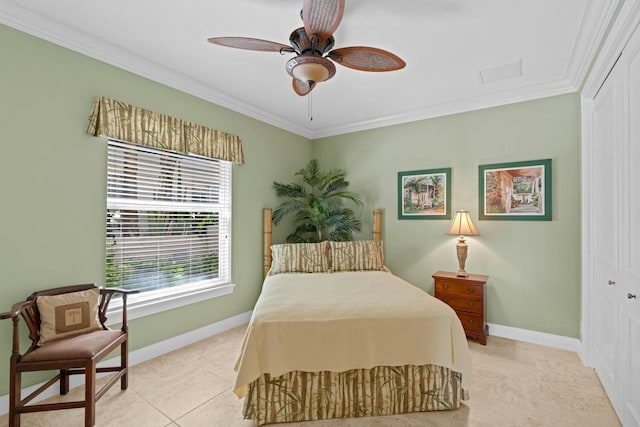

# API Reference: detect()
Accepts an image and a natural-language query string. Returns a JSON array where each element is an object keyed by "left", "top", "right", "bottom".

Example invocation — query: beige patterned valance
[{"left": 86, "top": 96, "right": 244, "bottom": 164}]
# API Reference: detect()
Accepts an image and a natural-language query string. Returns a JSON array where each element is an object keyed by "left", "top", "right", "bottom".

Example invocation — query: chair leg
[
  {"left": 84, "top": 361, "right": 96, "bottom": 427},
  {"left": 120, "top": 337, "right": 129, "bottom": 390},
  {"left": 60, "top": 369, "right": 70, "bottom": 395},
  {"left": 9, "top": 361, "right": 21, "bottom": 427}
]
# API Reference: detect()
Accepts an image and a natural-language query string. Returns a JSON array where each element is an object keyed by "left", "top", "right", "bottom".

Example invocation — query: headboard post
[
  {"left": 373, "top": 209, "right": 382, "bottom": 242},
  {"left": 263, "top": 208, "right": 273, "bottom": 277}
]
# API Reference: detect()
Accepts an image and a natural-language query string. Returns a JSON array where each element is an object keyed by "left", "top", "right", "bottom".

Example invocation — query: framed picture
[
  {"left": 398, "top": 168, "right": 451, "bottom": 219},
  {"left": 478, "top": 158, "right": 552, "bottom": 221}
]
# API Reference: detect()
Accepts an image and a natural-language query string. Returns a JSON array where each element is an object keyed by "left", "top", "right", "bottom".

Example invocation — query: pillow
[
  {"left": 330, "top": 240, "right": 384, "bottom": 272},
  {"left": 36, "top": 288, "right": 102, "bottom": 345},
  {"left": 270, "top": 241, "right": 330, "bottom": 274}
]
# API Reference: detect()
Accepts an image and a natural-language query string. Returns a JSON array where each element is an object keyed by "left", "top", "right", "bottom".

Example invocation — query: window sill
[{"left": 106, "top": 282, "right": 235, "bottom": 325}]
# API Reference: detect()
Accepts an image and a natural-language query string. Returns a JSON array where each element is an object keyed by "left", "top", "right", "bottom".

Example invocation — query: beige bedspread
[{"left": 234, "top": 270, "right": 473, "bottom": 397}]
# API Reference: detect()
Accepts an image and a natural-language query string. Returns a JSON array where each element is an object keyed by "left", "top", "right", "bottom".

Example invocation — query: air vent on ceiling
[{"left": 477, "top": 59, "right": 522, "bottom": 84}]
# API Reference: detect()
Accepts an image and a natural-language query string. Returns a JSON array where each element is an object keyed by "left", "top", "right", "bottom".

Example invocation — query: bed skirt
[{"left": 243, "top": 364, "right": 466, "bottom": 425}]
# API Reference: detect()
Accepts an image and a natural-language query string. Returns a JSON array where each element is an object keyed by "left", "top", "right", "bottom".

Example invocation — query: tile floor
[{"left": 0, "top": 325, "right": 621, "bottom": 427}]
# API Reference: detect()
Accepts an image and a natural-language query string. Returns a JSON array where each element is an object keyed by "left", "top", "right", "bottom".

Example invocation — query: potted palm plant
[{"left": 272, "top": 159, "right": 362, "bottom": 242}]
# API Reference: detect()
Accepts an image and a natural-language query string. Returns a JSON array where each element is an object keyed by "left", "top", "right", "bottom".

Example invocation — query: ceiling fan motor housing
[{"left": 289, "top": 27, "right": 334, "bottom": 56}]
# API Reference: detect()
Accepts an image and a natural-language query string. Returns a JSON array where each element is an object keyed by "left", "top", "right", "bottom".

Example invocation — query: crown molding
[{"left": 310, "top": 78, "right": 579, "bottom": 139}]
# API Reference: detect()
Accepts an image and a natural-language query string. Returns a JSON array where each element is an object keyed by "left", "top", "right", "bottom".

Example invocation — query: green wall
[
  {"left": 311, "top": 94, "right": 581, "bottom": 338},
  {"left": 0, "top": 21, "right": 582, "bottom": 398},
  {"left": 0, "top": 23, "right": 311, "bottom": 396}
]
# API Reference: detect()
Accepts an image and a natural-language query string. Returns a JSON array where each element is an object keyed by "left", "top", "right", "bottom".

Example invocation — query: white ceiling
[{"left": 0, "top": 0, "right": 618, "bottom": 139}]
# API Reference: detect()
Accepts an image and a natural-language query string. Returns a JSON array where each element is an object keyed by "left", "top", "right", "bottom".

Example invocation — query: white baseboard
[
  {"left": 488, "top": 322, "right": 582, "bottom": 353},
  {"left": 0, "top": 310, "right": 252, "bottom": 416},
  {"left": 127, "top": 310, "right": 252, "bottom": 367}
]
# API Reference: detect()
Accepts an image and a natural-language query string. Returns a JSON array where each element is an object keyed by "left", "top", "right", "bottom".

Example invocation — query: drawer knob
[
  {"left": 468, "top": 319, "right": 475, "bottom": 323},
  {"left": 629, "top": 293, "right": 637, "bottom": 299},
  {"left": 442, "top": 284, "right": 449, "bottom": 289},
  {"left": 608, "top": 280, "right": 616, "bottom": 286},
  {"left": 467, "top": 302, "right": 476, "bottom": 307},
  {"left": 467, "top": 287, "right": 476, "bottom": 293}
]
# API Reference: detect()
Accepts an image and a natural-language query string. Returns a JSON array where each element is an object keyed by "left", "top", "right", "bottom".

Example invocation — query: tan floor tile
[
  {"left": 131, "top": 362, "right": 229, "bottom": 420},
  {"left": 452, "top": 395, "right": 541, "bottom": 427},
  {"left": 176, "top": 388, "right": 254, "bottom": 427}
]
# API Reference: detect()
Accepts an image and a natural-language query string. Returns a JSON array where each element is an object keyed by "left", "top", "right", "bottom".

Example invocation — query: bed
[{"left": 234, "top": 209, "right": 473, "bottom": 425}]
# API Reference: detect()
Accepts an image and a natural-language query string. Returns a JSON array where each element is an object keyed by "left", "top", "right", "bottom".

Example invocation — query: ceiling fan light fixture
[{"left": 286, "top": 55, "right": 336, "bottom": 84}]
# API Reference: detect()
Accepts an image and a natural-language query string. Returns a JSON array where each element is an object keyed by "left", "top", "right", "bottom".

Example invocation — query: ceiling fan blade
[
  {"left": 208, "top": 37, "right": 292, "bottom": 53},
  {"left": 302, "top": 0, "right": 345, "bottom": 41},
  {"left": 328, "top": 47, "right": 406, "bottom": 72},
  {"left": 292, "top": 79, "right": 315, "bottom": 96}
]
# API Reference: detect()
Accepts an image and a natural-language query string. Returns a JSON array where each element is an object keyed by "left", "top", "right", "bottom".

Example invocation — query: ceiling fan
[{"left": 207, "top": 0, "right": 406, "bottom": 96}]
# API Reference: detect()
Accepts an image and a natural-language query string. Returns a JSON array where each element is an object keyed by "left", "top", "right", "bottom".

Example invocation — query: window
[{"left": 106, "top": 139, "right": 233, "bottom": 319}]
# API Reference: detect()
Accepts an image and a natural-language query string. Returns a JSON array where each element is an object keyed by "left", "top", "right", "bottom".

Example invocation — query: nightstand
[{"left": 432, "top": 270, "right": 489, "bottom": 345}]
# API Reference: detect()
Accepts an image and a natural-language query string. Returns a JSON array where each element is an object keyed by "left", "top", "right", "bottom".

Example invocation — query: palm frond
[
  {"left": 324, "top": 176, "right": 349, "bottom": 193},
  {"left": 272, "top": 200, "right": 306, "bottom": 224},
  {"left": 273, "top": 182, "right": 307, "bottom": 199},
  {"left": 326, "top": 190, "right": 363, "bottom": 205},
  {"left": 296, "top": 158, "right": 321, "bottom": 188},
  {"left": 328, "top": 216, "right": 362, "bottom": 241},
  {"left": 318, "top": 169, "right": 347, "bottom": 191}
]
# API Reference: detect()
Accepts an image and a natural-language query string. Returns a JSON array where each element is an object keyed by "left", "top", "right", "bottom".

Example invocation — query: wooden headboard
[{"left": 263, "top": 208, "right": 382, "bottom": 277}]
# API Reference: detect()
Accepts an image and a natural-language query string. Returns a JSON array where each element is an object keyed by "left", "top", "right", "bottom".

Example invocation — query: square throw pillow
[
  {"left": 330, "top": 240, "right": 384, "bottom": 271},
  {"left": 36, "top": 288, "right": 102, "bottom": 345},
  {"left": 270, "top": 241, "right": 330, "bottom": 274}
]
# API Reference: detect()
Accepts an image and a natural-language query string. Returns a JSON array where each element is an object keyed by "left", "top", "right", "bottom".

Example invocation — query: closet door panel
[
  {"left": 591, "top": 67, "right": 622, "bottom": 407},
  {"left": 620, "top": 23, "right": 640, "bottom": 427},
  {"left": 624, "top": 26, "right": 640, "bottom": 280}
]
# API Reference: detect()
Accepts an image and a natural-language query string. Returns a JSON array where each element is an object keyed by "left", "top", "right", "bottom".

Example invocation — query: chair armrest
[
  {"left": 98, "top": 288, "right": 140, "bottom": 330},
  {"left": 0, "top": 309, "right": 18, "bottom": 320},
  {"left": 0, "top": 301, "right": 28, "bottom": 320},
  {"left": 100, "top": 287, "right": 140, "bottom": 296}
]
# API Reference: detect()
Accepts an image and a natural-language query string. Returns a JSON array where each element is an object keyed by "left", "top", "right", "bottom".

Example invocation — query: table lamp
[{"left": 447, "top": 210, "right": 479, "bottom": 277}]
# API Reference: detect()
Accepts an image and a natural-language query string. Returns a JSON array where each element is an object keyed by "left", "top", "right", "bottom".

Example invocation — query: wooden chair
[{"left": 0, "top": 284, "right": 138, "bottom": 427}]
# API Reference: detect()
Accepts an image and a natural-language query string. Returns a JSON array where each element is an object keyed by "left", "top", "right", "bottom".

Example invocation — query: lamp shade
[{"left": 447, "top": 210, "right": 479, "bottom": 236}]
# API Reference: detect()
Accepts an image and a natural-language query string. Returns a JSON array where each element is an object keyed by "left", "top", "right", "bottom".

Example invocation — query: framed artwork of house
[
  {"left": 398, "top": 168, "right": 451, "bottom": 219},
  {"left": 478, "top": 158, "right": 552, "bottom": 221}
]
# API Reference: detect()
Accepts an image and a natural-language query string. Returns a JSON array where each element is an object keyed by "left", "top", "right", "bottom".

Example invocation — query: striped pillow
[
  {"left": 330, "top": 240, "right": 384, "bottom": 271},
  {"left": 270, "top": 241, "right": 330, "bottom": 274}
]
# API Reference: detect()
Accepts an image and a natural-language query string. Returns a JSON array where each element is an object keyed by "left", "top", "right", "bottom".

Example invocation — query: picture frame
[
  {"left": 478, "top": 158, "right": 552, "bottom": 221},
  {"left": 398, "top": 168, "right": 451, "bottom": 219}
]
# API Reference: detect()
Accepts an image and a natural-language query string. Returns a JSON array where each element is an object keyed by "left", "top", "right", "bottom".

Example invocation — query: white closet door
[
  {"left": 620, "top": 23, "right": 640, "bottom": 427},
  {"left": 592, "top": 62, "right": 623, "bottom": 411}
]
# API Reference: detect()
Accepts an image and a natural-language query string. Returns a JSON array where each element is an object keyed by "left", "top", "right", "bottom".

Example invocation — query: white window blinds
[{"left": 106, "top": 139, "right": 231, "bottom": 293}]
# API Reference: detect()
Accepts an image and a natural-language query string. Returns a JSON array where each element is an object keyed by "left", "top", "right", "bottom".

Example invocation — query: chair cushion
[
  {"left": 20, "top": 330, "right": 125, "bottom": 363},
  {"left": 36, "top": 288, "right": 102, "bottom": 345}
]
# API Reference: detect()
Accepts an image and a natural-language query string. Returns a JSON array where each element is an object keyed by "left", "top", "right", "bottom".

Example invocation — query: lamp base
[{"left": 455, "top": 237, "right": 469, "bottom": 278}]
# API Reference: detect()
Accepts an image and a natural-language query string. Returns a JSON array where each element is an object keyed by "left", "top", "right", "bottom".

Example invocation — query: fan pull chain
[{"left": 308, "top": 92, "right": 313, "bottom": 121}]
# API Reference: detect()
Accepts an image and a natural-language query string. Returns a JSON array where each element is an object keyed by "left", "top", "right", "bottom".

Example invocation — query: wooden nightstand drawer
[
  {"left": 456, "top": 312, "right": 484, "bottom": 333},
  {"left": 435, "top": 295, "right": 482, "bottom": 314},
  {"left": 434, "top": 281, "right": 483, "bottom": 299}
]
